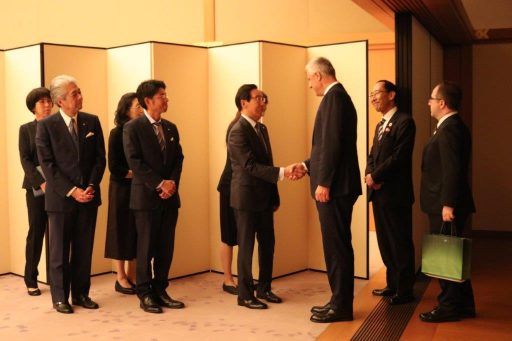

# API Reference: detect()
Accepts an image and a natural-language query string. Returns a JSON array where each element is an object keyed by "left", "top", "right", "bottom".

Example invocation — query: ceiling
[{"left": 354, "top": 0, "right": 512, "bottom": 45}]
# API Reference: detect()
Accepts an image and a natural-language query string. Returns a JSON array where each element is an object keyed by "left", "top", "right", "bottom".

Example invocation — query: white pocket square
[{"left": 86, "top": 132, "right": 95, "bottom": 138}]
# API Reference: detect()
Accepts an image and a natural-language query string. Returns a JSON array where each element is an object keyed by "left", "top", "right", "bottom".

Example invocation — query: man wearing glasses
[
  {"left": 419, "top": 81, "right": 475, "bottom": 322},
  {"left": 365, "top": 80, "right": 416, "bottom": 305},
  {"left": 228, "top": 84, "right": 300, "bottom": 309}
]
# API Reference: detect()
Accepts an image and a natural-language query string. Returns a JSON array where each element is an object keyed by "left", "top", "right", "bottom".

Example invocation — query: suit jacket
[
  {"left": 19, "top": 120, "right": 45, "bottom": 190},
  {"left": 228, "top": 117, "right": 280, "bottom": 212},
  {"left": 366, "top": 111, "right": 415, "bottom": 204},
  {"left": 36, "top": 111, "right": 106, "bottom": 212},
  {"left": 123, "top": 115, "right": 184, "bottom": 210},
  {"left": 305, "top": 83, "right": 362, "bottom": 199},
  {"left": 420, "top": 114, "right": 475, "bottom": 215},
  {"left": 108, "top": 125, "right": 131, "bottom": 184}
]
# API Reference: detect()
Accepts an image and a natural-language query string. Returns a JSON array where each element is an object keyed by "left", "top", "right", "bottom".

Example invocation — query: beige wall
[
  {"left": 472, "top": 43, "right": 512, "bottom": 231},
  {"left": 214, "top": 0, "right": 390, "bottom": 46},
  {"left": 0, "top": 0, "right": 209, "bottom": 49},
  {"left": 411, "top": 17, "right": 443, "bottom": 269},
  {"left": 260, "top": 42, "right": 309, "bottom": 275},
  {"left": 153, "top": 43, "right": 211, "bottom": 276},
  {"left": 43, "top": 45, "right": 111, "bottom": 274},
  {"left": 307, "top": 42, "right": 369, "bottom": 277},
  {"left": 4, "top": 45, "right": 46, "bottom": 279},
  {"left": 0, "top": 51, "right": 10, "bottom": 273}
]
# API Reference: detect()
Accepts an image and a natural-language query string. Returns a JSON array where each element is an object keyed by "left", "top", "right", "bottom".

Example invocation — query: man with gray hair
[
  {"left": 36, "top": 75, "right": 105, "bottom": 314},
  {"left": 297, "top": 57, "right": 361, "bottom": 322}
]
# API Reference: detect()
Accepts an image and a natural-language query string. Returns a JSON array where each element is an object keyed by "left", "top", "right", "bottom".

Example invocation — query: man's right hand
[{"left": 71, "top": 188, "right": 94, "bottom": 203}]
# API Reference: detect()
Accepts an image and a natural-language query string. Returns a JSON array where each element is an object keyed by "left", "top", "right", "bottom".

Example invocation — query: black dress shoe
[
  {"left": 27, "top": 288, "right": 41, "bottom": 296},
  {"left": 53, "top": 301, "right": 73, "bottom": 314},
  {"left": 389, "top": 294, "right": 415, "bottom": 305},
  {"left": 222, "top": 283, "right": 238, "bottom": 295},
  {"left": 72, "top": 295, "right": 99, "bottom": 309},
  {"left": 256, "top": 290, "right": 282, "bottom": 303},
  {"left": 237, "top": 297, "right": 268, "bottom": 309},
  {"left": 311, "top": 302, "right": 331, "bottom": 314},
  {"left": 310, "top": 309, "right": 353, "bottom": 323},
  {"left": 140, "top": 295, "right": 163, "bottom": 313},
  {"left": 372, "top": 287, "right": 395, "bottom": 297},
  {"left": 115, "top": 281, "right": 136, "bottom": 295},
  {"left": 155, "top": 292, "right": 185, "bottom": 309},
  {"left": 419, "top": 307, "right": 460, "bottom": 323}
]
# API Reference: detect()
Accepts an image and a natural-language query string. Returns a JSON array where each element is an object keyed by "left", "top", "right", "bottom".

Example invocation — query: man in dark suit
[
  {"left": 19, "top": 87, "right": 53, "bottom": 296},
  {"left": 419, "top": 81, "right": 476, "bottom": 323},
  {"left": 36, "top": 75, "right": 106, "bottom": 314},
  {"left": 365, "top": 80, "right": 416, "bottom": 305},
  {"left": 123, "top": 80, "right": 184, "bottom": 314},
  {"left": 302, "top": 57, "right": 362, "bottom": 323},
  {"left": 228, "top": 84, "right": 297, "bottom": 309}
]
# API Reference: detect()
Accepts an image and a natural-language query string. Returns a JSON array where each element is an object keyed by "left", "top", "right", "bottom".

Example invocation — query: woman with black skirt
[{"left": 105, "top": 92, "right": 142, "bottom": 294}]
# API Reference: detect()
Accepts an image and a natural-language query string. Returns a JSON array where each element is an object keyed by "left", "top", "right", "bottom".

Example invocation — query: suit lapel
[{"left": 240, "top": 117, "right": 268, "bottom": 159}]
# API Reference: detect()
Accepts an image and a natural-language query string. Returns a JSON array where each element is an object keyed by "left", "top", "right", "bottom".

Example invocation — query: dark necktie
[
  {"left": 255, "top": 122, "right": 268, "bottom": 153},
  {"left": 153, "top": 122, "right": 166, "bottom": 153},
  {"left": 377, "top": 118, "right": 386, "bottom": 141},
  {"left": 69, "top": 117, "right": 79, "bottom": 151}
]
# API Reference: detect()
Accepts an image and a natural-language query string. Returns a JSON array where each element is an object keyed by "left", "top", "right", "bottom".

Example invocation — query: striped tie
[
  {"left": 153, "top": 122, "right": 166, "bottom": 152},
  {"left": 377, "top": 118, "right": 386, "bottom": 141}
]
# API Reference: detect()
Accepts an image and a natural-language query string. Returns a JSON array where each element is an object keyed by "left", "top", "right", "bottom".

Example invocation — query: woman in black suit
[
  {"left": 105, "top": 93, "right": 142, "bottom": 294},
  {"left": 217, "top": 92, "right": 269, "bottom": 295},
  {"left": 19, "top": 87, "right": 53, "bottom": 296}
]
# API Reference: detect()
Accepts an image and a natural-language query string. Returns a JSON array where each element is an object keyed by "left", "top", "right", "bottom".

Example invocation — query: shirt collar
[
  {"left": 59, "top": 109, "right": 77, "bottom": 126},
  {"left": 144, "top": 109, "right": 160, "bottom": 124},
  {"left": 437, "top": 111, "right": 458, "bottom": 128},
  {"left": 382, "top": 107, "right": 398, "bottom": 122},
  {"left": 241, "top": 113, "right": 258, "bottom": 128},
  {"left": 323, "top": 81, "right": 339, "bottom": 96}
]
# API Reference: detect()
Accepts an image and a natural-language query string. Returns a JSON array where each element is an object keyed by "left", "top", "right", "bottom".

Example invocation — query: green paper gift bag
[{"left": 421, "top": 226, "right": 472, "bottom": 283}]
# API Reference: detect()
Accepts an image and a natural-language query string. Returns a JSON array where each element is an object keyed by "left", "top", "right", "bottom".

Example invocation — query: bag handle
[{"left": 439, "top": 221, "right": 456, "bottom": 236}]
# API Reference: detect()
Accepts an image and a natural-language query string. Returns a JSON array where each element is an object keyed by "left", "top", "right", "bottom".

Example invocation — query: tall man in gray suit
[
  {"left": 365, "top": 80, "right": 416, "bottom": 305},
  {"left": 228, "top": 84, "right": 298, "bottom": 309},
  {"left": 123, "top": 80, "right": 185, "bottom": 314},
  {"left": 298, "top": 57, "right": 362, "bottom": 323},
  {"left": 419, "top": 81, "right": 476, "bottom": 323},
  {"left": 36, "top": 75, "right": 106, "bottom": 314}
]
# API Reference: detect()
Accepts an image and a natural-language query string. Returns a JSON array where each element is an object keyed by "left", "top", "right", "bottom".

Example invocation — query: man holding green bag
[{"left": 419, "top": 81, "right": 476, "bottom": 323}]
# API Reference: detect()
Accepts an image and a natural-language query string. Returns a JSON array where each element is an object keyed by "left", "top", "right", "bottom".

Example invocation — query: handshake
[{"left": 284, "top": 163, "right": 307, "bottom": 180}]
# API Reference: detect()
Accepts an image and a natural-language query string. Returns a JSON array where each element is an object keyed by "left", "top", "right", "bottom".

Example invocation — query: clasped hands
[
  {"left": 284, "top": 163, "right": 307, "bottom": 180},
  {"left": 71, "top": 186, "right": 95, "bottom": 203},
  {"left": 159, "top": 180, "right": 176, "bottom": 199}
]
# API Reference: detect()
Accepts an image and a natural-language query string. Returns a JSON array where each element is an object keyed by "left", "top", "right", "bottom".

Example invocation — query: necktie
[
  {"left": 69, "top": 117, "right": 79, "bottom": 151},
  {"left": 255, "top": 123, "right": 268, "bottom": 153},
  {"left": 153, "top": 122, "right": 166, "bottom": 153},
  {"left": 377, "top": 118, "right": 386, "bottom": 141}
]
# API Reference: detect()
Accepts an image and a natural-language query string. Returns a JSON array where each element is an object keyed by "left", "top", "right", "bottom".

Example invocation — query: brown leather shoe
[
  {"left": 237, "top": 297, "right": 268, "bottom": 309},
  {"left": 311, "top": 302, "right": 331, "bottom": 314}
]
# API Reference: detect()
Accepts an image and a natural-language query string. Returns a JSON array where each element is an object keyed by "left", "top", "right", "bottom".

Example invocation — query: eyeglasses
[
  {"left": 368, "top": 90, "right": 387, "bottom": 98},
  {"left": 251, "top": 96, "right": 268, "bottom": 103},
  {"left": 428, "top": 97, "right": 443, "bottom": 101}
]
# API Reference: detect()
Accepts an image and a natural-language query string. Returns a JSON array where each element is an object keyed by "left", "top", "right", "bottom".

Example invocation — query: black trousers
[
  {"left": 372, "top": 197, "right": 415, "bottom": 296},
  {"left": 315, "top": 195, "right": 357, "bottom": 313},
  {"left": 134, "top": 206, "right": 178, "bottom": 299},
  {"left": 24, "top": 190, "right": 48, "bottom": 288},
  {"left": 428, "top": 213, "right": 475, "bottom": 312},
  {"left": 234, "top": 209, "right": 275, "bottom": 300},
  {"left": 48, "top": 204, "right": 98, "bottom": 303}
]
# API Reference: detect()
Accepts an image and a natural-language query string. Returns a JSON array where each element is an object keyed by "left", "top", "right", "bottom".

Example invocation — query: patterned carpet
[{"left": 0, "top": 271, "right": 373, "bottom": 340}]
